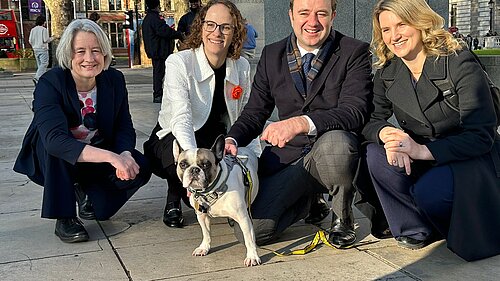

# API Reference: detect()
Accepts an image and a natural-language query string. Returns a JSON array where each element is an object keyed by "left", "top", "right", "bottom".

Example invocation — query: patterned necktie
[
  {"left": 302, "top": 53, "right": 314, "bottom": 94},
  {"left": 302, "top": 53, "right": 314, "bottom": 77}
]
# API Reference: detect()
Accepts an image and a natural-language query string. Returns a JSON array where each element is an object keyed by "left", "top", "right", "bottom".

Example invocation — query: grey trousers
[{"left": 234, "top": 130, "right": 359, "bottom": 245}]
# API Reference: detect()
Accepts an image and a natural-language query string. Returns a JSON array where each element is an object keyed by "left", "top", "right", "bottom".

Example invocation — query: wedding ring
[
  {"left": 392, "top": 160, "right": 397, "bottom": 163},
  {"left": 399, "top": 142, "right": 403, "bottom": 147}
]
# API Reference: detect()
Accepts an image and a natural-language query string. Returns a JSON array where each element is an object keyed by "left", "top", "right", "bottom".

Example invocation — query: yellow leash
[{"left": 272, "top": 230, "right": 375, "bottom": 256}]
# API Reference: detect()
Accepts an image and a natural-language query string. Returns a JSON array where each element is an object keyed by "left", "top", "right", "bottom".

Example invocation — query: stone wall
[{"left": 260, "top": 0, "right": 449, "bottom": 45}]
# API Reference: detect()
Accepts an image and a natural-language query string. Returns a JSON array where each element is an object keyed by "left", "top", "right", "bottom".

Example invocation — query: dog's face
[{"left": 173, "top": 135, "right": 225, "bottom": 191}]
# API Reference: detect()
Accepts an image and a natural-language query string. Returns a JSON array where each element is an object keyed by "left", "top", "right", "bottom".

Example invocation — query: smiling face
[
  {"left": 202, "top": 3, "right": 234, "bottom": 64},
  {"left": 289, "top": 0, "right": 335, "bottom": 51},
  {"left": 379, "top": 10, "right": 425, "bottom": 63},
  {"left": 70, "top": 31, "right": 104, "bottom": 85}
]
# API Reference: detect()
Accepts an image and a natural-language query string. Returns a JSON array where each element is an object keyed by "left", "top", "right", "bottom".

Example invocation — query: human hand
[
  {"left": 382, "top": 129, "right": 434, "bottom": 161},
  {"left": 224, "top": 139, "right": 238, "bottom": 156},
  {"left": 386, "top": 150, "right": 413, "bottom": 175},
  {"left": 111, "top": 151, "right": 140, "bottom": 180},
  {"left": 261, "top": 116, "right": 308, "bottom": 148}
]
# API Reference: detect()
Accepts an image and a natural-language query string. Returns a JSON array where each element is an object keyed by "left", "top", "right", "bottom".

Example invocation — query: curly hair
[
  {"left": 182, "top": 0, "right": 246, "bottom": 60},
  {"left": 371, "top": 0, "right": 462, "bottom": 69}
]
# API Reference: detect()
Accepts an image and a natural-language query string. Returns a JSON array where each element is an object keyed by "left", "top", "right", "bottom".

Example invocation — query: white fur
[{"left": 177, "top": 146, "right": 261, "bottom": 266}]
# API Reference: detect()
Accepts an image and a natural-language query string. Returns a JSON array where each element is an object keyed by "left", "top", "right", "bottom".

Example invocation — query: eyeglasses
[{"left": 202, "top": 20, "right": 234, "bottom": 35}]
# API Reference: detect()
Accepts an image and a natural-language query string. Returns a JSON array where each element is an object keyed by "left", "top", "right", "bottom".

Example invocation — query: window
[
  {"left": 102, "top": 22, "right": 125, "bottom": 48},
  {"left": 108, "top": 0, "right": 122, "bottom": 11},
  {"left": 86, "top": 0, "right": 100, "bottom": 11}
]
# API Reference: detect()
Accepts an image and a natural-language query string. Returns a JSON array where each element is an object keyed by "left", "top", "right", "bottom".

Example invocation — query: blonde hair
[
  {"left": 56, "top": 19, "right": 112, "bottom": 70},
  {"left": 371, "top": 0, "right": 462, "bottom": 68}
]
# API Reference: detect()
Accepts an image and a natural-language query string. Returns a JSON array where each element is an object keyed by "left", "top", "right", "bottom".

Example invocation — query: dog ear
[
  {"left": 173, "top": 139, "right": 184, "bottom": 163},
  {"left": 211, "top": 134, "right": 225, "bottom": 162}
]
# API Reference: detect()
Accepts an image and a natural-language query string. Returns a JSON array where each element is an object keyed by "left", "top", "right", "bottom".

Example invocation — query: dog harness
[{"left": 188, "top": 155, "right": 252, "bottom": 215}]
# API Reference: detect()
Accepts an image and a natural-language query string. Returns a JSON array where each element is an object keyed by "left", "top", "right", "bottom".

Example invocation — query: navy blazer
[
  {"left": 14, "top": 67, "right": 136, "bottom": 181},
  {"left": 228, "top": 31, "right": 373, "bottom": 173}
]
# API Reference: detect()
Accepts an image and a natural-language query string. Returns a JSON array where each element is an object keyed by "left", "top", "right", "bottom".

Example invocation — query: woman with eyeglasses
[
  {"left": 14, "top": 19, "right": 152, "bottom": 243},
  {"left": 144, "top": 0, "right": 260, "bottom": 228}
]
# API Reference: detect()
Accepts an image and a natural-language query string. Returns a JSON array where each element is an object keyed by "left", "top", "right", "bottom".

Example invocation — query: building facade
[{"left": 450, "top": 0, "right": 499, "bottom": 36}]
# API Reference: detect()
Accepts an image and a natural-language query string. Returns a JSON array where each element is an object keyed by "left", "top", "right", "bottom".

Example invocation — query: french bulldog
[{"left": 173, "top": 135, "right": 261, "bottom": 266}]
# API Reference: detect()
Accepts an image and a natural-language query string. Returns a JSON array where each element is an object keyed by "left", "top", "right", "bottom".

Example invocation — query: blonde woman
[{"left": 362, "top": 0, "right": 500, "bottom": 261}]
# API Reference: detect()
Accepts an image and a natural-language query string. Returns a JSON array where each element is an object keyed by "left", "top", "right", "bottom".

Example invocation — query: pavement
[{"left": 0, "top": 67, "right": 499, "bottom": 281}]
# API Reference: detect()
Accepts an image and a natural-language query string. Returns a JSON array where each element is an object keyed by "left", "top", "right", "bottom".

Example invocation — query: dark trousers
[
  {"left": 366, "top": 143, "right": 453, "bottom": 240},
  {"left": 235, "top": 130, "right": 359, "bottom": 245},
  {"left": 32, "top": 147, "right": 151, "bottom": 220},
  {"left": 143, "top": 123, "right": 226, "bottom": 205},
  {"left": 152, "top": 58, "right": 166, "bottom": 99}
]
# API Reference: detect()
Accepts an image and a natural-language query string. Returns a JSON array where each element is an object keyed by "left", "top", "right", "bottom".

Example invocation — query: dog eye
[
  {"left": 179, "top": 161, "right": 188, "bottom": 169},
  {"left": 202, "top": 161, "right": 211, "bottom": 169}
]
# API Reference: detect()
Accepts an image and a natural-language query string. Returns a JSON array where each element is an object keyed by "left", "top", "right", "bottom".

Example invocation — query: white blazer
[{"left": 156, "top": 45, "right": 261, "bottom": 155}]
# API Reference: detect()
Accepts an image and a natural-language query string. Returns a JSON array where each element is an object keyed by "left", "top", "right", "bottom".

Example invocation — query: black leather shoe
[
  {"left": 75, "top": 184, "right": 95, "bottom": 220},
  {"left": 55, "top": 218, "right": 89, "bottom": 243},
  {"left": 396, "top": 236, "right": 427, "bottom": 250},
  {"left": 304, "top": 195, "right": 330, "bottom": 224},
  {"left": 163, "top": 202, "right": 184, "bottom": 228},
  {"left": 328, "top": 219, "right": 356, "bottom": 247},
  {"left": 153, "top": 96, "right": 162, "bottom": 103},
  {"left": 372, "top": 227, "right": 393, "bottom": 239}
]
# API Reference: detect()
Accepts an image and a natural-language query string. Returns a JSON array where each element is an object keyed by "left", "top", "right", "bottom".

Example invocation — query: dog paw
[
  {"left": 192, "top": 247, "right": 209, "bottom": 256},
  {"left": 244, "top": 256, "right": 261, "bottom": 267}
]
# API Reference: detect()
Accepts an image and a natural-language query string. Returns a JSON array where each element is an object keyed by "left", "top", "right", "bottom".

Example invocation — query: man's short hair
[
  {"left": 146, "top": 0, "right": 160, "bottom": 9},
  {"left": 35, "top": 16, "right": 46, "bottom": 26},
  {"left": 289, "top": 0, "right": 337, "bottom": 11}
]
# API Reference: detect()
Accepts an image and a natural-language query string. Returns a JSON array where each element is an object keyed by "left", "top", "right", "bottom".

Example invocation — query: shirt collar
[{"left": 296, "top": 41, "right": 319, "bottom": 57}]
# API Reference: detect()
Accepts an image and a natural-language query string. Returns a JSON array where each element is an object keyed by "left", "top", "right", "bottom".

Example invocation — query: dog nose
[{"left": 190, "top": 167, "right": 200, "bottom": 174}]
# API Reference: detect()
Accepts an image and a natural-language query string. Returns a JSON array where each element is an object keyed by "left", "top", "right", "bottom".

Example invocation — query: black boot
[
  {"left": 75, "top": 183, "right": 95, "bottom": 220},
  {"left": 55, "top": 218, "right": 89, "bottom": 243},
  {"left": 163, "top": 201, "right": 184, "bottom": 228},
  {"left": 304, "top": 194, "right": 331, "bottom": 224}
]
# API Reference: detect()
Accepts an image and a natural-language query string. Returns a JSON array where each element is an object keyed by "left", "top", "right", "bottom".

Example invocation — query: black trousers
[
  {"left": 152, "top": 58, "right": 166, "bottom": 100},
  {"left": 31, "top": 146, "right": 151, "bottom": 220},
  {"left": 143, "top": 122, "right": 226, "bottom": 205},
  {"left": 234, "top": 130, "right": 359, "bottom": 245}
]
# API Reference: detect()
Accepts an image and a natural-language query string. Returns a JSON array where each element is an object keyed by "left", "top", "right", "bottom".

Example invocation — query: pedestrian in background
[
  {"left": 142, "top": 0, "right": 183, "bottom": 103},
  {"left": 241, "top": 18, "right": 258, "bottom": 59},
  {"left": 29, "top": 15, "right": 53, "bottom": 85},
  {"left": 178, "top": 0, "right": 202, "bottom": 37}
]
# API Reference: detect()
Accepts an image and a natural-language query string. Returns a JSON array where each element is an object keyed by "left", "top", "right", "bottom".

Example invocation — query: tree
[
  {"left": 43, "top": 0, "right": 73, "bottom": 66},
  {"left": 44, "top": 0, "right": 73, "bottom": 38}
]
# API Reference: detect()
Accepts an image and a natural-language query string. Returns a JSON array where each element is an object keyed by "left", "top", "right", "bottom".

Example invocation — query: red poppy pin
[{"left": 231, "top": 85, "right": 243, "bottom": 100}]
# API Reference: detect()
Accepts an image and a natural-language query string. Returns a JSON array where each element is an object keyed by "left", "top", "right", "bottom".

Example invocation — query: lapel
[
  {"left": 304, "top": 32, "right": 338, "bottom": 106},
  {"left": 193, "top": 45, "right": 214, "bottom": 83},
  {"left": 417, "top": 56, "right": 447, "bottom": 111},
  {"left": 64, "top": 69, "right": 82, "bottom": 121},
  {"left": 381, "top": 58, "right": 429, "bottom": 125},
  {"left": 224, "top": 58, "right": 240, "bottom": 123},
  {"left": 95, "top": 71, "right": 115, "bottom": 136}
]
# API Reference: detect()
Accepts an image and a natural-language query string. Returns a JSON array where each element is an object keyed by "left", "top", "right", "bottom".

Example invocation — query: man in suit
[
  {"left": 225, "top": 0, "right": 373, "bottom": 247},
  {"left": 142, "top": 0, "right": 183, "bottom": 103}
]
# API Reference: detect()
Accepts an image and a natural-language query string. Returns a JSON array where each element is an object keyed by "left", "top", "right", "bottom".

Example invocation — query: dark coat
[
  {"left": 14, "top": 67, "right": 137, "bottom": 184},
  {"left": 227, "top": 31, "right": 373, "bottom": 175},
  {"left": 362, "top": 50, "right": 500, "bottom": 261},
  {"left": 142, "top": 9, "right": 182, "bottom": 59}
]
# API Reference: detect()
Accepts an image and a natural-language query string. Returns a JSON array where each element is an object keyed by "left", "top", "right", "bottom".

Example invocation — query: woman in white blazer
[{"left": 144, "top": 0, "right": 260, "bottom": 228}]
